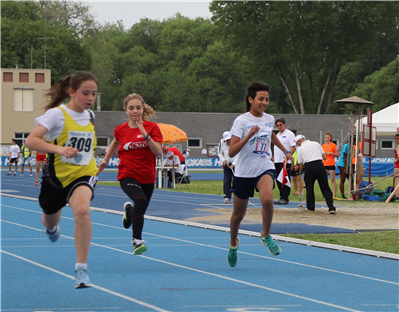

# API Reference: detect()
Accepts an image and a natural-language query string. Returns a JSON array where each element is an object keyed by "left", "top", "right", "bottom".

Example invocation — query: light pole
[
  {"left": 37, "top": 15, "right": 53, "bottom": 69},
  {"left": 96, "top": 93, "right": 102, "bottom": 111}
]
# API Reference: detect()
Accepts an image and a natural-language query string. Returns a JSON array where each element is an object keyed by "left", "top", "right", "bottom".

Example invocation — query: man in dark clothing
[{"left": 296, "top": 135, "right": 336, "bottom": 214}]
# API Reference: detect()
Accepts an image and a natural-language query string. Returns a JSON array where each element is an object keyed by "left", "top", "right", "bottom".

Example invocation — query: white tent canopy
[{"left": 357, "top": 103, "right": 399, "bottom": 135}]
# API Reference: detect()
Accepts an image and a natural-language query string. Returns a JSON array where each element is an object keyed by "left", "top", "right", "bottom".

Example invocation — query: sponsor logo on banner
[
  {"left": 1, "top": 156, "right": 394, "bottom": 168},
  {"left": 363, "top": 157, "right": 394, "bottom": 163}
]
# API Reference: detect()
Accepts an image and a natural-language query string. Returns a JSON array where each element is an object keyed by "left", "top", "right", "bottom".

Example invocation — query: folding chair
[{"left": 177, "top": 165, "right": 190, "bottom": 189}]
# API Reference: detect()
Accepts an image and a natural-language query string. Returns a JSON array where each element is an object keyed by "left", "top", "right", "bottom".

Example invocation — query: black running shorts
[{"left": 39, "top": 176, "right": 97, "bottom": 214}]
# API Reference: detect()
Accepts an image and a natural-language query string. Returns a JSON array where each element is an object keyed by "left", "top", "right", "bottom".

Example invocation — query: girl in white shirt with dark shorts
[{"left": 227, "top": 82, "right": 294, "bottom": 267}]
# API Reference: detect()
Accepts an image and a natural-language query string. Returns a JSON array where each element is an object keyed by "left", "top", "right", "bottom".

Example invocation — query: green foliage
[
  {"left": 38, "top": 0, "right": 96, "bottom": 38},
  {"left": 91, "top": 14, "right": 252, "bottom": 113},
  {"left": 210, "top": 1, "right": 399, "bottom": 114},
  {"left": 2, "top": 1, "right": 399, "bottom": 114},
  {"left": 353, "top": 58, "right": 399, "bottom": 111},
  {"left": 1, "top": 1, "right": 92, "bottom": 84}
]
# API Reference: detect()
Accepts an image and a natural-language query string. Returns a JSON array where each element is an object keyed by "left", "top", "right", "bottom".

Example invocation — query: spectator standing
[
  {"left": 20, "top": 139, "right": 33, "bottom": 176},
  {"left": 296, "top": 135, "right": 336, "bottom": 214},
  {"left": 162, "top": 146, "right": 185, "bottom": 165},
  {"left": 6, "top": 139, "right": 20, "bottom": 176},
  {"left": 182, "top": 148, "right": 190, "bottom": 158},
  {"left": 35, "top": 151, "right": 47, "bottom": 186},
  {"left": 217, "top": 131, "right": 236, "bottom": 204},
  {"left": 273, "top": 118, "right": 295, "bottom": 204},
  {"left": 336, "top": 139, "right": 354, "bottom": 199},
  {"left": 352, "top": 140, "right": 364, "bottom": 190},
  {"left": 394, "top": 134, "right": 399, "bottom": 197},
  {"left": 291, "top": 150, "right": 303, "bottom": 196},
  {"left": 322, "top": 132, "right": 338, "bottom": 197},
  {"left": 97, "top": 93, "right": 163, "bottom": 255}
]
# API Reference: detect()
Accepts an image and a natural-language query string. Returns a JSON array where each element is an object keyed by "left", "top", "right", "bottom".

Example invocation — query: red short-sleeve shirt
[{"left": 114, "top": 121, "right": 163, "bottom": 183}]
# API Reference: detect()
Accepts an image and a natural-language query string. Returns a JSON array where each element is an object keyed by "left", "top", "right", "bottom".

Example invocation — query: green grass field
[{"left": 98, "top": 176, "right": 398, "bottom": 254}]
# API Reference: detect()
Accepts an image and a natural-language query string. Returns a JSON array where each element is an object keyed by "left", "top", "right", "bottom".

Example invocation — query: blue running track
[
  {"left": 1, "top": 173, "right": 399, "bottom": 311},
  {"left": 1, "top": 196, "right": 398, "bottom": 312}
]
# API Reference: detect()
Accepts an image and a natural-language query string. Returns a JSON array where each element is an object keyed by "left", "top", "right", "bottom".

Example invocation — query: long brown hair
[
  {"left": 123, "top": 93, "right": 156, "bottom": 120},
  {"left": 44, "top": 71, "right": 98, "bottom": 111}
]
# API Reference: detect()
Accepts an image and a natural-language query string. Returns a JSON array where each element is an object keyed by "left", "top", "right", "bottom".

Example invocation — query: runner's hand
[
  {"left": 59, "top": 146, "right": 79, "bottom": 158},
  {"left": 97, "top": 160, "right": 107, "bottom": 176},
  {"left": 286, "top": 153, "right": 294, "bottom": 164}
]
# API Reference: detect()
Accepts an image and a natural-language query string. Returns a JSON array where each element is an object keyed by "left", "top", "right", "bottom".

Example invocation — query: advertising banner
[{"left": 1, "top": 156, "right": 394, "bottom": 175}]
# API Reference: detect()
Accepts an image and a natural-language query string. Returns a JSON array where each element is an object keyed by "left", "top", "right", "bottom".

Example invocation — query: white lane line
[
  {"left": 94, "top": 191, "right": 215, "bottom": 207},
  {"left": 2, "top": 205, "right": 399, "bottom": 285},
  {"left": 1, "top": 221, "right": 360, "bottom": 312},
  {"left": 120, "top": 190, "right": 225, "bottom": 202},
  {"left": 140, "top": 256, "right": 365, "bottom": 312},
  {"left": 1, "top": 250, "right": 169, "bottom": 312},
  {"left": 0, "top": 241, "right": 168, "bottom": 312}
]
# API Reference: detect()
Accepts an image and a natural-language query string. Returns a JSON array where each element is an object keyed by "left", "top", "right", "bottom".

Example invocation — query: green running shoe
[
  {"left": 261, "top": 234, "right": 281, "bottom": 256},
  {"left": 133, "top": 239, "right": 147, "bottom": 255},
  {"left": 227, "top": 237, "right": 240, "bottom": 267},
  {"left": 133, "top": 243, "right": 147, "bottom": 255}
]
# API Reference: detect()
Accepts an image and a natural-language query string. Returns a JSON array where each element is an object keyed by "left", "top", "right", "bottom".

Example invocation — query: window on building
[
  {"left": 187, "top": 138, "right": 202, "bottom": 148},
  {"left": 381, "top": 139, "right": 394, "bottom": 149},
  {"left": 19, "top": 73, "right": 29, "bottom": 83},
  {"left": 169, "top": 144, "right": 182, "bottom": 152},
  {"left": 96, "top": 137, "right": 109, "bottom": 147},
  {"left": 35, "top": 73, "right": 45, "bottom": 83},
  {"left": 14, "top": 88, "right": 34, "bottom": 111},
  {"left": 3, "top": 72, "right": 13, "bottom": 82},
  {"left": 332, "top": 139, "right": 339, "bottom": 147},
  {"left": 14, "top": 132, "right": 30, "bottom": 147}
]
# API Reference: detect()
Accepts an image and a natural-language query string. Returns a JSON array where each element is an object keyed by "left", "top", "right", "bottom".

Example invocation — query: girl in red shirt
[{"left": 97, "top": 93, "right": 163, "bottom": 255}]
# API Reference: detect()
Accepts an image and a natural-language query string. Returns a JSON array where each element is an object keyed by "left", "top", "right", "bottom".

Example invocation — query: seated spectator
[
  {"left": 163, "top": 151, "right": 184, "bottom": 185},
  {"left": 162, "top": 146, "right": 185, "bottom": 164}
]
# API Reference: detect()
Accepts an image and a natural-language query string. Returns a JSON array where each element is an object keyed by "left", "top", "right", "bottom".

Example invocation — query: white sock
[
  {"left": 46, "top": 226, "right": 57, "bottom": 233},
  {"left": 75, "top": 263, "right": 87, "bottom": 270}
]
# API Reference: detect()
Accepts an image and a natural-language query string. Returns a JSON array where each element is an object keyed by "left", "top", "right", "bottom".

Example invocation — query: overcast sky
[{"left": 87, "top": 1, "right": 213, "bottom": 29}]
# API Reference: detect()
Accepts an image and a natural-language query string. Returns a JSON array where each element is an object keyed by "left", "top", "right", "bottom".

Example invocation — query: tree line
[{"left": 2, "top": 1, "right": 398, "bottom": 114}]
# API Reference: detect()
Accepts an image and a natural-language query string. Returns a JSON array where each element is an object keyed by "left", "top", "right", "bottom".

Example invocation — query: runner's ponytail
[{"left": 44, "top": 71, "right": 98, "bottom": 111}]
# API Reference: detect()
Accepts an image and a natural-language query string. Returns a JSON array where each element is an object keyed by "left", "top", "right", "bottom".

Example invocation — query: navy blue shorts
[{"left": 231, "top": 169, "right": 276, "bottom": 200}]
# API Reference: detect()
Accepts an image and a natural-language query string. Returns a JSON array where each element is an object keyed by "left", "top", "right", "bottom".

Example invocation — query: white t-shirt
[
  {"left": 273, "top": 128, "right": 295, "bottom": 164},
  {"left": 297, "top": 140, "right": 325, "bottom": 164},
  {"left": 230, "top": 112, "right": 275, "bottom": 178},
  {"left": 9, "top": 145, "right": 20, "bottom": 158},
  {"left": 35, "top": 104, "right": 94, "bottom": 141},
  {"left": 217, "top": 138, "right": 236, "bottom": 164},
  {"left": 163, "top": 155, "right": 184, "bottom": 175}
]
